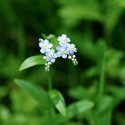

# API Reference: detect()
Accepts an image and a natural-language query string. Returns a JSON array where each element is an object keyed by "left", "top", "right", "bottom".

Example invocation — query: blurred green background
[{"left": 0, "top": 0, "right": 125, "bottom": 125}]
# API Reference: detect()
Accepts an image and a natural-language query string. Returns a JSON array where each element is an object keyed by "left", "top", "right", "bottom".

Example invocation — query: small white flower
[
  {"left": 73, "top": 55, "right": 76, "bottom": 58},
  {"left": 48, "top": 62, "right": 52, "bottom": 65},
  {"left": 68, "top": 55, "right": 72, "bottom": 59}
]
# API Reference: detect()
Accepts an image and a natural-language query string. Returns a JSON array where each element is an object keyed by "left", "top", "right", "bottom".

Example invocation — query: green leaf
[
  {"left": 14, "top": 79, "right": 52, "bottom": 109},
  {"left": 111, "top": 0, "right": 125, "bottom": 8},
  {"left": 107, "top": 85, "right": 125, "bottom": 107},
  {"left": 48, "top": 89, "right": 66, "bottom": 116},
  {"left": 41, "top": 33, "right": 47, "bottom": 39},
  {"left": 50, "top": 36, "right": 59, "bottom": 50},
  {"left": 97, "top": 96, "right": 113, "bottom": 115},
  {"left": 58, "top": 3, "right": 102, "bottom": 27},
  {"left": 104, "top": 1, "right": 123, "bottom": 34},
  {"left": 77, "top": 38, "right": 107, "bottom": 63},
  {"left": 67, "top": 100, "right": 94, "bottom": 119},
  {"left": 96, "top": 96, "right": 113, "bottom": 125},
  {"left": 19, "top": 55, "right": 46, "bottom": 71}
]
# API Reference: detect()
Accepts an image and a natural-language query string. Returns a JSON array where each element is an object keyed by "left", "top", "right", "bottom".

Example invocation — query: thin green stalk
[
  {"left": 97, "top": 52, "right": 106, "bottom": 106},
  {"left": 18, "top": 21, "right": 26, "bottom": 60},
  {"left": 106, "top": 109, "right": 112, "bottom": 125},
  {"left": 46, "top": 72, "right": 52, "bottom": 91},
  {"left": 95, "top": 52, "right": 106, "bottom": 125},
  {"left": 46, "top": 71, "right": 53, "bottom": 124}
]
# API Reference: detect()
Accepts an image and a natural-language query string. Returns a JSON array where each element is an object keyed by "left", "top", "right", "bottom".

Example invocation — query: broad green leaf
[
  {"left": 96, "top": 96, "right": 113, "bottom": 125},
  {"left": 48, "top": 89, "right": 66, "bottom": 116},
  {"left": 97, "top": 96, "right": 113, "bottom": 115},
  {"left": 14, "top": 79, "right": 52, "bottom": 109},
  {"left": 19, "top": 55, "right": 46, "bottom": 71},
  {"left": 111, "top": 0, "right": 125, "bottom": 8},
  {"left": 68, "top": 85, "right": 97, "bottom": 100},
  {"left": 104, "top": 1, "right": 123, "bottom": 34},
  {"left": 77, "top": 38, "right": 107, "bottom": 63},
  {"left": 58, "top": 4, "right": 102, "bottom": 27},
  {"left": 107, "top": 85, "right": 125, "bottom": 107},
  {"left": 67, "top": 100, "right": 94, "bottom": 119},
  {"left": 106, "top": 49, "right": 124, "bottom": 77}
]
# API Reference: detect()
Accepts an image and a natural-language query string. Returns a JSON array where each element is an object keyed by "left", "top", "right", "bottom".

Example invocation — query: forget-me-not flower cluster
[{"left": 39, "top": 34, "right": 78, "bottom": 71}]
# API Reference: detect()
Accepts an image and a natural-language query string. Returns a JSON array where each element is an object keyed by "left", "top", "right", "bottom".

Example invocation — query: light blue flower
[
  {"left": 39, "top": 39, "right": 53, "bottom": 53},
  {"left": 67, "top": 43, "right": 77, "bottom": 55},
  {"left": 58, "top": 34, "right": 70, "bottom": 46},
  {"left": 44, "top": 49, "right": 57, "bottom": 62},
  {"left": 56, "top": 46, "right": 69, "bottom": 58}
]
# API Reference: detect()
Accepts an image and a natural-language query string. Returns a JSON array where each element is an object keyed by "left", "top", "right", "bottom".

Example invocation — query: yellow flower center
[
  {"left": 44, "top": 45, "right": 48, "bottom": 48},
  {"left": 61, "top": 49, "right": 65, "bottom": 53},
  {"left": 70, "top": 47, "right": 74, "bottom": 50},
  {"left": 63, "top": 38, "right": 66, "bottom": 42},
  {"left": 49, "top": 54, "right": 53, "bottom": 58}
]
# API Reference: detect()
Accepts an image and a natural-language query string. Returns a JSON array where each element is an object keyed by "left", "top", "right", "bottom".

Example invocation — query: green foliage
[
  {"left": 19, "top": 55, "right": 46, "bottom": 71},
  {"left": 14, "top": 79, "right": 51, "bottom": 109},
  {"left": 58, "top": 3, "right": 102, "bottom": 26},
  {"left": 67, "top": 100, "right": 94, "bottom": 119},
  {"left": 48, "top": 89, "right": 66, "bottom": 116},
  {"left": 13, "top": 79, "right": 95, "bottom": 125},
  {"left": 50, "top": 36, "right": 60, "bottom": 50}
]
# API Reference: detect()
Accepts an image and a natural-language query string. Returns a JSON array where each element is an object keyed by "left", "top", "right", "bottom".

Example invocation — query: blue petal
[
  {"left": 62, "top": 54, "right": 67, "bottom": 58},
  {"left": 57, "top": 52, "right": 61, "bottom": 57},
  {"left": 46, "top": 57, "right": 50, "bottom": 61},
  {"left": 51, "top": 58, "right": 55, "bottom": 62},
  {"left": 40, "top": 49, "right": 45, "bottom": 53},
  {"left": 70, "top": 51, "right": 74, "bottom": 55},
  {"left": 66, "top": 38, "right": 70, "bottom": 42}
]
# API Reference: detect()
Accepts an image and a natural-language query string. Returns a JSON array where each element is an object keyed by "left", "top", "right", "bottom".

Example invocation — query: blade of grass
[{"left": 97, "top": 52, "right": 106, "bottom": 106}]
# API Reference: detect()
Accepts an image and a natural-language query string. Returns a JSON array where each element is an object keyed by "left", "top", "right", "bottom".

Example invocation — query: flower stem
[
  {"left": 98, "top": 52, "right": 106, "bottom": 105},
  {"left": 46, "top": 72, "right": 52, "bottom": 91},
  {"left": 46, "top": 71, "right": 53, "bottom": 124},
  {"left": 95, "top": 51, "right": 106, "bottom": 125}
]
